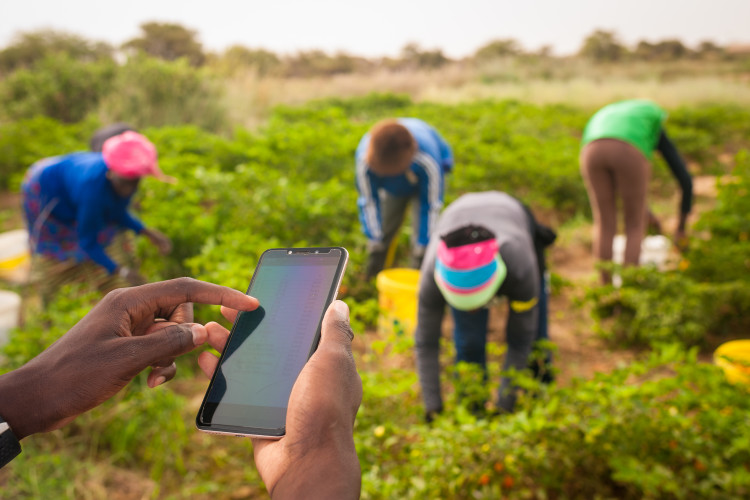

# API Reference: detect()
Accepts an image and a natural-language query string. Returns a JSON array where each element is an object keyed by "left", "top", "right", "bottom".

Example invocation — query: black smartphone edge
[{"left": 195, "top": 246, "right": 348, "bottom": 439}]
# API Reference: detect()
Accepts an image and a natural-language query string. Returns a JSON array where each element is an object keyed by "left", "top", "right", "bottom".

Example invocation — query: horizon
[{"left": 2, "top": 0, "right": 749, "bottom": 58}]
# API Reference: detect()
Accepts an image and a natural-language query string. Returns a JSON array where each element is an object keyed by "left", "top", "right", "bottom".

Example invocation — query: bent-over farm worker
[
  {"left": 414, "top": 191, "right": 556, "bottom": 420},
  {"left": 580, "top": 99, "right": 693, "bottom": 284},
  {"left": 356, "top": 118, "right": 454, "bottom": 279},
  {"left": 21, "top": 131, "right": 173, "bottom": 301}
]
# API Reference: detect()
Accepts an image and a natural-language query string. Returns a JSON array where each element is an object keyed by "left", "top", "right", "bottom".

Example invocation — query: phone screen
[{"left": 197, "top": 247, "right": 347, "bottom": 437}]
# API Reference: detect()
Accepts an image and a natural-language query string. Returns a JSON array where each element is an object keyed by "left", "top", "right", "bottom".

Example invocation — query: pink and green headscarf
[{"left": 434, "top": 226, "right": 506, "bottom": 311}]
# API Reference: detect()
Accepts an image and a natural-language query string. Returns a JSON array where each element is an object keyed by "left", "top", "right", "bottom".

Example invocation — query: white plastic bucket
[
  {"left": 640, "top": 235, "right": 671, "bottom": 269},
  {"left": 612, "top": 235, "right": 670, "bottom": 269},
  {"left": 0, "top": 290, "right": 21, "bottom": 348},
  {"left": 612, "top": 235, "right": 671, "bottom": 287}
]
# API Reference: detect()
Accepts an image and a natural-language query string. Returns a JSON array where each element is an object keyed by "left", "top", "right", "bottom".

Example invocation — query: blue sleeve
[
  {"left": 355, "top": 158, "right": 383, "bottom": 242},
  {"left": 414, "top": 155, "right": 444, "bottom": 247},
  {"left": 430, "top": 127, "right": 454, "bottom": 173},
  {"left": 76, "top": 193, "right": 118, "bottom": 273},
  {"left": 116, "top": 209, "right": 145, "bottom": 234}
]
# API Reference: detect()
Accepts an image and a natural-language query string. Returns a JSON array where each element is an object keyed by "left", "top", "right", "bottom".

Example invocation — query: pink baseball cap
[{"left": 102, "top": 131, "right": 173, "bottom": 182}]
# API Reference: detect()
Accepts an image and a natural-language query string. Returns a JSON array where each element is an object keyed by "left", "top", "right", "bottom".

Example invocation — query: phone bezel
[{"left": 195, "top": 247, "right": 348, "bottom": 439}]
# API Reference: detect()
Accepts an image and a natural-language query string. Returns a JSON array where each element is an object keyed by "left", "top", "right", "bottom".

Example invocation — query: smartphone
[{"left": 196, "top": 247, "right": 348, "bottom": 438}]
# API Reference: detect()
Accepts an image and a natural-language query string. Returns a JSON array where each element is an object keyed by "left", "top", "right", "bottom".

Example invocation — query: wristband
[{"left": 0, "top": 416, "right": 21, "bottom": 468}]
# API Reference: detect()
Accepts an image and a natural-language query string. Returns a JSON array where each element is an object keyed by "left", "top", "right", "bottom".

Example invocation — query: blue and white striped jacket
[{"left": 355, "top": 118, "right": 453, "bottom": 248}]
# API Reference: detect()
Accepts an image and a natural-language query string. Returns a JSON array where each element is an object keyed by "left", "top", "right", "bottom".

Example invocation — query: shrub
[
  {"left": 0, "top": 29, "right": 114, "bottom": 75},
  {"left": 356, "top": 346, "right": 750, "bottom": 499},
  {"left": 0, "top": 54, "right": 116, "bottom": 123},
  {"left": 0, "top": 117, "right": 93, "bottom": 190},
  {"left": 97, "top": 55, "right": 227, "bottom": 132},
  {"left": 587, "top": 266, "right": 750, "bottom": 348}
]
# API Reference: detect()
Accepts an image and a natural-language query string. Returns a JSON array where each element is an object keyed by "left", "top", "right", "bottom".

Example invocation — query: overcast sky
[{"left": 2, "top": 0, "right": 748, "bottom": 57}]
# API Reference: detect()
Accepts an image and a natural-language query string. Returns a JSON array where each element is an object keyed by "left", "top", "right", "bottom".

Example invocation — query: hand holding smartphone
[{"left": 196, "top": 247, "right": 348, "bottom": 438}]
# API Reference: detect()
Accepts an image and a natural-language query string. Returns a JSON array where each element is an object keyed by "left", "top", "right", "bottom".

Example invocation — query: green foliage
[
  {"left": 634, "top": 39, "right": 690, "bottom": 61},
  {"left": 283, "top": 50, "right": 361, "bottom": 77},
  {"left": 0, "top": 117, "right": 93, "bottom": 189},
  {"left": 587, "top": 266, "right": 750, "bottom": 348},
  {"left": 399, "top": 43, "right": 451, "bottom": 69},
  {"left": 2, "top": 96, "right": 750, "bottom": 498},
  {"left": 97, "top": 55, "right": 227, "bottom": 131},
  {"left": 579, "top": 30, "right": 627, "bottom": 62},
  {"left": 690, "top": 150, "right": 750, "bottom": 254},
  {"left": 1, "top": 284, "right": 100, "bottom": 371},
  {"left": 0, "top": 29, "right": 113, "bottom": 75},
  {"left": 214, "top": 45, "right": 281, "bottom": 76},
  {"left": 356, "top": 345, "right": 750, "bottom": 499},
  {"left": 473, "top": 39, "right": 523, "bottom": 61},
  {"left": 0, "top": 54, "right": 116, "bottom": 123},
  {"left": 668, "top": 106, "right": 750, "bottom": 168},
  {"left": 69, "top": 384, "right": 191, "bottom": 482},
  {"left": 123, "top": 22, "right": 205, "bottom": 67}
]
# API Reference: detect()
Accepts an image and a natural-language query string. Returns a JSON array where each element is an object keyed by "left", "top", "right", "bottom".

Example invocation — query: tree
[
  {"left": 0, "top": 54, "right": 116, "bottom": 123},
  {"left": 282, "top": 50, "right": 363, "bottom": 77},
  {"left": 579, "top": 30, "right": 626, "bottom": 62},
  {"left": 697, "top": 40, "right": 724, "bottom": 60},
  {"left": 218, "top": 46, "right": 281, "bottom": 76},
  {"left": 635, "top": 39, "right": 691, "bottom": 61},
  {"left": 652, "top": 39, "right": 690, "bottom": 60},
  {"left": 123, "top": 22, "right": 205, "bottom": 66},
  {"left": 400, "top": 43, "right": 450, "bottom": 69},
  {"left": 97, "top": 55, "right": 226, "bottom": 131},
  {"left": 0, "top": 29, "right": 113, "bottom": 75},
  {"left": 474, "top": 39, "right": 522, "bottom": 61}
]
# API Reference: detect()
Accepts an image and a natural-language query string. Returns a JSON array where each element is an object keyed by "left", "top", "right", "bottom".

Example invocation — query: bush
[
  {"left": 0, "top": 117, "right": 93, "bottom": 190},
  {"left": 587, "top": 267, "right": 750, "bottom": 348},
  {"left": 0, "top": 29, "right": 114, "bottom": 75},
  {"left": 668, "top": 106, "right": 750, "bottom": 170},
  {"left": 356, "top": 346, "right": 750, "bottom": 499},
  {"left": 97, "top": 55, "right": 227, "bottom": 132},
  {"left": 1, "top": 284, "right": 100, "bottom": 370},
  {"left": 0, "top": 54, "right": 116, "bottom": 123}
]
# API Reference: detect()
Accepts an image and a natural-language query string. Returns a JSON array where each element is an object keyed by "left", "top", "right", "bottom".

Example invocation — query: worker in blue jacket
[
  {"left": 355, "top": 118, "right": 453, "bottom": 279},
  {"left": 21, "top": 131, "right": 173, "bottom": 301}
]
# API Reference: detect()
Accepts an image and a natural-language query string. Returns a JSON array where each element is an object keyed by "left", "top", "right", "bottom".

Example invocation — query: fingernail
[
  {"left": 154, "top": 376, "right": 166, "bottom": 387},
  {"left": 192, "top": 324, "right": 207, "bottom": 344},
  {"left": 332, "top": 300, "right": 349, "bottom": 321}
]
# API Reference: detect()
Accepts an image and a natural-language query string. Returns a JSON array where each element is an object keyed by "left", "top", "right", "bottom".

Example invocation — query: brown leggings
[{"left": 580, "top": 139, "right": 651, "bottom": 276}]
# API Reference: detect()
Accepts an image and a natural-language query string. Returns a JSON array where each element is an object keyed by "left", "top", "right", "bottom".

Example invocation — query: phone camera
[
  {"left": 314, "top": 250, "right": 319, "bottom": 253},
  {"left": 288, "top": 250, "right": 292, "bottom": 254}
]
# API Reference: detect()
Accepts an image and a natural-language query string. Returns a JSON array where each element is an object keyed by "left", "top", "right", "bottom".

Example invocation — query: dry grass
[{"left": 222, "top": 58, "right": 750, "bottom": 129}]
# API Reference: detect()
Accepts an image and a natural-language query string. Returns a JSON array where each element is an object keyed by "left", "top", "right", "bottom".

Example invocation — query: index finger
[{"left": 130, "top": 277, "right": 259, "bottom": 312}]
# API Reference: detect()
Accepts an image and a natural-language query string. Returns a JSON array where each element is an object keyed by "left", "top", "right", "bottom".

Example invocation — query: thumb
[
  {"left": 319, "top": 300, "right": 355, "bottom": 347},
  {"left": 313, "top": 300, "right": 361, "bottom": 424},
  {"left": 132, "top": 323, "right": 204, "bottom": 366}
]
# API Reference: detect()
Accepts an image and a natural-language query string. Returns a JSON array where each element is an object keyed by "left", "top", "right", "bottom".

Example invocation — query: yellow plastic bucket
[
  {"left": 375, "top": 268, "right": 420, "bottom": 336},
  {"left": 0, "top": 230, "right": 30, "bottom": 284},
  {"left": 714, "top": 340, "right": 750, "bottom": 386}
]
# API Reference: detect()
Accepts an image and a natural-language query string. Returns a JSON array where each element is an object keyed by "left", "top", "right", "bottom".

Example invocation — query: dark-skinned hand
[
  {"left": 199, "top": 300, "right": 363, "bottom": 500},
  {"left": 0, "top": 277, "right": 259, "bottom": 440}
]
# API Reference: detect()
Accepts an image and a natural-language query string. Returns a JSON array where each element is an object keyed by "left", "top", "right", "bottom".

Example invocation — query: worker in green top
[{"left": 580, "top": 99, "right": 693, "bottom": 284}]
